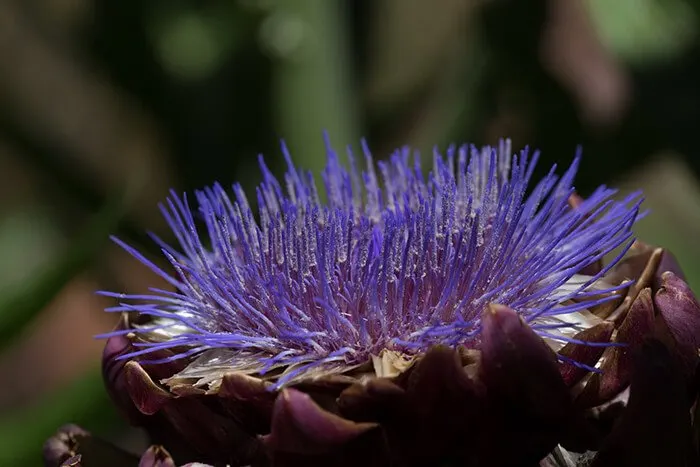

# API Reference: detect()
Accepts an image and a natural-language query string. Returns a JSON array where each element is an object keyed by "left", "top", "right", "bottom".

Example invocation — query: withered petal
[
  {"left": 591, "top": 339, "right": 694, "bottom": 467},
  {"left": 262, "top": 388, "right": 377, "bottom": 455}
]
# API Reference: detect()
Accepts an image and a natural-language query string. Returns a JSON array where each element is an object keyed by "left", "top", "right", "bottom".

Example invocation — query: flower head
[
  {"left": 44, "top": 137, "right": 700, "bottom": 467},
  {"left": 100, "top": 137, "right": 642, "bottom": 388}
]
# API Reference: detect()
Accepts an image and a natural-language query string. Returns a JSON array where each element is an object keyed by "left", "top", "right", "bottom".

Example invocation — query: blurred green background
[{"left": 2, "top": 0, "right": 700, "bottom": 463}]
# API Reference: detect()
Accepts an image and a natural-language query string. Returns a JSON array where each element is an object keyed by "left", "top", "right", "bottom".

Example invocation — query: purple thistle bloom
[
  {"left": 100, "top": 136, "right": 642, "bottom": 388},
  {"left": 60, "top": 136, "right": 700, "bottom": 466}
]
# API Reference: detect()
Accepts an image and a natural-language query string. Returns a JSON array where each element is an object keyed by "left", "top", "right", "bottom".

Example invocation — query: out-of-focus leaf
[
  {"left": 0, "top": 209, "right": 64, "bottom": 295},
  {"left": 0, "top": 185, "right": 137, "bottom": 350},
  {"left": 263, "top": 0, "right": 360, "bottom": 176},
  {"left": 0, "top": 367, "right": 120, "bottom": 465},
  {"left": 149, "top": 2, "right": 252, "bottom": 82},
  {"left": 587, "top": 0, "right": 697, "bottom": 63},
  {"left": 617, "top": 155, "right": 700, "bottom": 292}
]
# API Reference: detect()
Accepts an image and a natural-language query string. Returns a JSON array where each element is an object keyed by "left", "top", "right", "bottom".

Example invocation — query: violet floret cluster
[{"left": 100, "top": 138, "right": 642, "bottom": 386}]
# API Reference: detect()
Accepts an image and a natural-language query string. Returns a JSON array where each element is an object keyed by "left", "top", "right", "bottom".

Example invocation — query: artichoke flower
[{"left": 44, "top": 138, "right": 700, "bottom": 466}]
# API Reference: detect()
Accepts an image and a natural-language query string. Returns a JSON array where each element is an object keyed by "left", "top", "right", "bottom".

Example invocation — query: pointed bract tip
[
  {"left": 124, "top": 361, "right": 172, "bottom": 415},
  {"left": 654, "top": 272, "right": 700, "bottom": 376},
  {"left": 264, "top": 388, "right": 377, "bottom": 454}
]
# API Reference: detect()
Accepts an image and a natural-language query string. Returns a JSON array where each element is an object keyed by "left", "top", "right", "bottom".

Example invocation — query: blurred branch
[
  {"left": 0, "top": 113, "right": 157, "bottom": 255},
  {"left": 0, "top": 367, "right": 119, "bottom": 465},
  {"left": 266, "top": 1, "right": 360, "bottom": 172},
  {"left": 364, "top": 0, "right": 474, "bottom": 114},
  {"left": 0, "top": 184, "right": 137, "bottom": 351},
  {"left": 0, "top": 1, "right": 173, "bottom": 228},
  {"left": 540, "top": 0, "right": 632, "bottom": 128},
  {"left": 362, "top": 0, "right": 479, "bottom": 154}
]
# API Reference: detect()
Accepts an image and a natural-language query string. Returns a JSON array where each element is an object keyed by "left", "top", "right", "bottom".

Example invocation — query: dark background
[{"left": 1, "top": 0, "right": 700, "bottom": 463}]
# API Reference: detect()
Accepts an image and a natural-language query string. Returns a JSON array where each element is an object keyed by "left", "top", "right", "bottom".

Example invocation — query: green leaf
[
  {"left": 587, "top": 0, "right": 697, "bottom": 63},
  {"left": 0, "top": 185, "right": 137, "bottom": 350}
]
